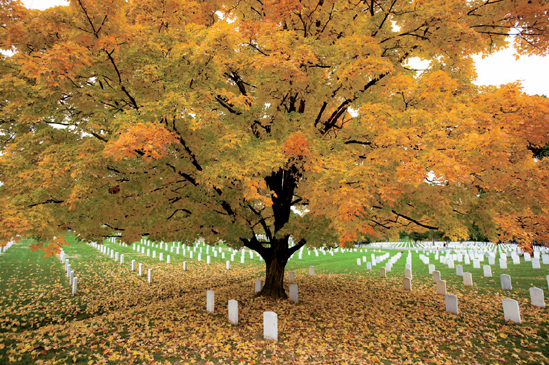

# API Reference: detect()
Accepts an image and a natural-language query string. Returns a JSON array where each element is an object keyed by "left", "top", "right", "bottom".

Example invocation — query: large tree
[{"left": 1, "top": 0, "right": 548, "bottom": 298}]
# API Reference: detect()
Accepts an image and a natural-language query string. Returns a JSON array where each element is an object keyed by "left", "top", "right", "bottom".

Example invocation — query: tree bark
[
  {"left": 252, "top": 236, "right": 307, "bottom": 299},
  {"left": 254, "top": 236, "right": 288, "bottom": 299},
  {"left": 258, "top": 251, "right": 289, "bottom": 299},
  {"left": 243, "top": 166, "right": 307, "bottom": 299}
]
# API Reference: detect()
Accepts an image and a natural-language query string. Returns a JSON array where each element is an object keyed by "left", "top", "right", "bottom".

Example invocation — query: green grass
[
  {"left": 0, "top": 241, "right": 68, "bottom": 292},
  {"left": 89, "top": 237, "right": 549, "bottom": 303},
  {"left": 0, "top": 236, "right": 548, "bottom": 364}
]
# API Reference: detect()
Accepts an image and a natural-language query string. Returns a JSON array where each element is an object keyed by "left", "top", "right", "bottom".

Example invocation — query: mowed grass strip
[
  {"left": 0, "top": 238, "right": 547, "bottom": 364},
  {"left": 0, "top": 240, "right": 70, "bottom": 332}
]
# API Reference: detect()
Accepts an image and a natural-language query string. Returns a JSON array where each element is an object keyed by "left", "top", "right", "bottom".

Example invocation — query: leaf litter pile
[{"left": 1, "top": 245, "right": 548, "bottom": 364}]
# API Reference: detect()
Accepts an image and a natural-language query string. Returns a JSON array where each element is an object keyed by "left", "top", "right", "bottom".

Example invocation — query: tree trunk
[
  {"left": 258, "top": 254, "right": 288, "bottom": 299},
  {"left": 256, "top": 237, "right": 289, "bottom": 299}
]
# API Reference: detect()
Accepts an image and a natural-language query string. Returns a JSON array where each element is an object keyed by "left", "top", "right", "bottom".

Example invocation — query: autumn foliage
[
  {"left": 103, "top": 123, "right": 179, "bottom": 161},
  {"left": 0, "top": 0, "right": 548, "bottom": 296}
]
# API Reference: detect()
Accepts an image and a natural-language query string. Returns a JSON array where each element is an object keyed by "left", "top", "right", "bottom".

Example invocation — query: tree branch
[
  {"left": 344, "top": 140, "right": 372, "bottom": 146},
  {"left": 287, "top": 238, "right": 307, "bottom": 257},
  {"left": 167, "top": 208, "right": 192, "bottom": 220},
  {"left": 391, "top": 210, "right": 439, "bottom": 230},
  {"left": 215, "top": 96, "right": 242, "bottom": 115},
  {"left": 28, "top": 199, "right": 64, "bottom": 208},
  {"left": 247, "top": 204, "right": 273, "bottom": 241},
  {"left": 240, "top": 236, "right": 267, "bottom": 257}
]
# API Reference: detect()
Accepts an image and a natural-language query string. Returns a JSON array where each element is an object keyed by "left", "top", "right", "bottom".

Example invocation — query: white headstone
[
  {"left": 529, "top": 287, "right": 545, "bottom": 307},
  {"left": 309, "top": 266, "right": 314, "bottom": 276},
  {"left": 403, "top": 277, "right": 412, "bottom": 291},
  {"left": 356, "top": 258, "right": 361, "bottom": 266},
  {"left": 254, "top": 280, "right": 263, "bottom": 294},
  {"left": 288, "top": 272, "right": 295, "bottom": 284},
  {"left": 499, "top": 259, "right": 508, "bottom": 269},
  {"left": 483, "top": 265, "right": 492, "bottom": 277},
  {"left": 501, "top": 274, "right": 512, "bottom": 291},
  {"left": 228, "top": 299, "right": 238, "bottom": 325},
  {"left": 289, "top": 284, "right": 298, "bottom": 303},
  {"left": 463, "top": 272, "right": 473, "bottom": 287},
  {"left": 524, "top": 252, "right": 531, "bottom": 262},
  {"left": 138, "top": 263, "right": 143, "bottom": 276},
  {"left": 456, "top": 265, "right": 463, "bottom": 277},
  {"left": 226, "top": 261, "right": 230, "bottom": 270},
  {"left": 366, "top": 262, "right": 372, "bottom": 270},
  {"left": 263, "top": 312, "right": 278, "bottom": 341},
  {"left": 207, "top": 290, "right": 214, "bottom": 313},
  {"left": 433, "top": 270, "right": 441, "bottom": 284},
  {"left": 131, "top": 260, "right": 136, "bottom": 271},
  {"left": 532, "top": 258, "right": 541, "bottom": 269},
  {"left": 437, "top": 280, "right": 446, "bottom": 295},
  {"left": 183, "top": 261, "right": 187, "bottom": 271},
  {"left": 207, "top": 256, "right": 211, "bottom": 264},
  {"left": 405, "top": 268, "right": 412, "bottom": 279},
  {"left": 72, "top": 277, "right": 77, "bottom": 295},
  {"left": 428, "top": 264, "right": 435, "bottom": 274},
  {"left": 445, "top": 294, "right": 459, "bottom": 315},
  {"left": 380, "top": 267, "right": 386, "bottom": 278},
  {"left": 502, "top": 298, "right": 521, "bottom": 323}
]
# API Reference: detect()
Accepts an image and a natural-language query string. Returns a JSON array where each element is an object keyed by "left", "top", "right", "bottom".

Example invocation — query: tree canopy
[{"left": 1, "top": 0, "right": 548, "bottom": 297}]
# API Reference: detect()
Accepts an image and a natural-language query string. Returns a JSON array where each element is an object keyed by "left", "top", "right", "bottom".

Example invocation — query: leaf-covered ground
[{"left": 1, "top": 239, "right": 548, "bottom": 364}]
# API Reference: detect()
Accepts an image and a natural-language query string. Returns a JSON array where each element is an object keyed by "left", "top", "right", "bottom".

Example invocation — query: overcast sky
[{"left": 22, "top": 0, "right": 549, "bottom": 96}]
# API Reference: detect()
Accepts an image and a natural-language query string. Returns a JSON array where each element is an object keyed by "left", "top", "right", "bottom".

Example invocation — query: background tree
[{"left": 1, "top": 0, "right": 548, "bottom": 298}]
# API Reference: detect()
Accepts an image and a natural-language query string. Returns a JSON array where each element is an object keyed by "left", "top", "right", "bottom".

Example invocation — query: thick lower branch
[{"left": 391, "top": 210, "right": 439, "bottom": 230}]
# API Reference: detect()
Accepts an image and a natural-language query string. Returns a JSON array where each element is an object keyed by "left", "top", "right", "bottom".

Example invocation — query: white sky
[{"left": 22, "top": 0, "right": 549, "bottom": 96}]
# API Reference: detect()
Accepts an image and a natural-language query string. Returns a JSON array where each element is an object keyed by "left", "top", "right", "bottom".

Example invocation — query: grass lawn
[{"left": 0, "top": 236, "right": 548, "bottom": 364}]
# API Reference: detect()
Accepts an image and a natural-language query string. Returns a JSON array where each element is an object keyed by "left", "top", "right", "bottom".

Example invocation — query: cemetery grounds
[{"left": 0, "top": 236, "right": 548, "bottom": 365}]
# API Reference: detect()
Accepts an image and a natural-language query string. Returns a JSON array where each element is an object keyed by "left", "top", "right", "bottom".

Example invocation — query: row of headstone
[
  {"left": 136, "top": 241, "right": 269, "bottom": 265},
  {"left": 91, "top": 241, "right": 165, "bottom": 284},
  {"left": 59, "top": 249, "right": 78, "bottom": 295}
]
